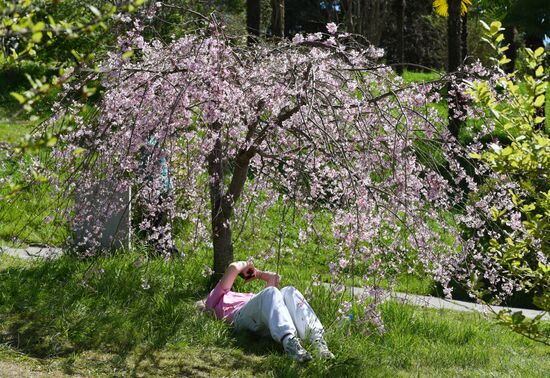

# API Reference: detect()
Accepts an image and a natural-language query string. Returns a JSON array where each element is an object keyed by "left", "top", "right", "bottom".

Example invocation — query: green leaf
[
  {"left": 534, "top": 116, "right": 545, "bottom": 124},
  {"left": 499, "top": 56, "right": 511, "bottom": 65},
  {"left": 534, "top": 47, "right": 545, "bottom": 58},
  {"left": 10, "top": 92, "right": 26, "bottom": 104},
  {"left": 88, "top": 5, "right": 101, "bottom": 17},
  {"left": 480, "top": 20, "right": 490, "bottom": 31},
  {"left": 511, "top": 311, "right": 525, "bottom": 324},
  {"left": 489, "top": 21, "right": 502, "bottom": 35},
  {"left": 32, "top": 21, "right": 45, "bottom": 32},
  {"left": 47, "top": 136, "right": 57, "bottom": 147},
  {"left": 534, "top": 95, "right": 545, "bottom": 108},
  {"left": 535, "top": 66, "right": 544, "bottom": 77},
  {"left": 522, "top": 203, "right": 536, "bottom": 212},
  {"left": 122, "top": 50, "right": 134, "bottom": 60},
  {"left": 71, "top": 49, "right": 82, "bottom": 61},
  {"left": 32, "top": 31, "right": 43, "bottom": 43}
]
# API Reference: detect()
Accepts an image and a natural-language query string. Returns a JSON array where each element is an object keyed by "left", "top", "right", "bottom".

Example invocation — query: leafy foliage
[
  {"left": 1, "top": 0, "right": 144, "bottom": 111},
  {"left": 465, "top": 20, "right": 549, "bottom": 344}
]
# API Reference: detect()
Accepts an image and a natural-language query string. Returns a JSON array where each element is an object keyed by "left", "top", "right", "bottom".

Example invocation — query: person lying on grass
[{"left": 202, "top": 260, "right": 334, "bottom": 362}]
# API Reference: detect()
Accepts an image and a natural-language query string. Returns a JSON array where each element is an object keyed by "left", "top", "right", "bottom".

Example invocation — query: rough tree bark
[
  {"left": 207, "top": 132, "right": 232, "bottom": 277},
  {"left": 246, "top": 0, "right": 261, "bottom": 45},
  {"left": 271, "top": 0, "right": 284, "bottom": 38},
  {"left": 447, "top": 0, "right": 463, "bottom": 139},
  {"left": 207, "top": 102, "right": 304, "bottom": 276},
  {"left": 208, "top": 135, "right": 256, "bottom": 277}
]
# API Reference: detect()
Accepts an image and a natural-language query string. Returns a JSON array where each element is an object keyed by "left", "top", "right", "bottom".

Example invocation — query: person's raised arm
[
  {"left": 218, "top": 261, "right": 254, "bottom": 291},
  {"left": 257, "top": 271, "right": 281, "bottom": 287}
]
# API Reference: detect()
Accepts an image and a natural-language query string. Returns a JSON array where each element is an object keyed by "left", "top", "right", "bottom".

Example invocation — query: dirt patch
[{"left": 0, "top": 360, "right": 73, "bottom": 378}]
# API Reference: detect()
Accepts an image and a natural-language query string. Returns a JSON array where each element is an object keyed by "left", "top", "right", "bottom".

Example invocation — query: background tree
[
  {"left": 394, "top": 0, "right": 406, "bottom": 74},
  {"left": 432, "top": 0, "right": 473, "bottom": 70},
  {"left": 342, "top": 0, "right": 389, "bottom": 46},
  {"left": 246, "top": 0, "right": 261, "bottom": 44},
  {"left": 270, "top": 0, "right": 284, "bottom": 38},
  {"left": 448, "top": 0, "right": 463, "bottom": 138},
  {"left": 505, "top": 0, "right": 549, "bottom": 49},
  {"left": 433, "top": 0, "right": 473, "bottom": 138}
]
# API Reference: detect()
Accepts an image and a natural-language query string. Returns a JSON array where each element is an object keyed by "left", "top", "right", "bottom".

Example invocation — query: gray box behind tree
[{"left": 72, "top": 182, "right": 132, "bottom": 251}]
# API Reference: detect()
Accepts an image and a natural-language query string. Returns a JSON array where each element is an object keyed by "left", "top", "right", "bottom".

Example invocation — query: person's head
[{"left": 195, "top": 298, "right": 207, "bottom": 311}]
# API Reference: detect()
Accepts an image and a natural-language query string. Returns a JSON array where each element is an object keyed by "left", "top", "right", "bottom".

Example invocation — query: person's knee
[
  {"left": 281, "top": 286, "right": 299, "bottom": 301},
  {"left": 260, "top": 286, "right": 282, "bottom": 298},
  {"left": 282, "top": 285, "right": 298, "bottom": 295}
]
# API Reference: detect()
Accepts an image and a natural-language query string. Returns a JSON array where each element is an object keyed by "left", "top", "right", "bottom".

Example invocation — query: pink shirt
[{"left": 205, "top": 282, "right": 255, "bottom": 323}]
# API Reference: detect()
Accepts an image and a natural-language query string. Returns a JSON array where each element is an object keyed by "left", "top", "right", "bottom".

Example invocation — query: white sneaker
[
  {"left": 283, "top": 335, "right": 312, "bottom": 362},
  {"left": 312, "top": 338, "right": 335, "bottom": 360}
]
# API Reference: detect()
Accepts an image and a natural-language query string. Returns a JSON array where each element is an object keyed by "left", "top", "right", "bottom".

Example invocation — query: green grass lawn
[
  {"left": 0, "top": 253, "right": 548, "bottom": 377},
  {"left": 0, "top": 117, "right": 68, "bottom": 246},
  {"left": 0, "top": 74, "right": 549, "bottom": 376},
  {"left": 401, "top": 69, "right": 442, "bottom": 84},
  {"left": 0, "top": 121, "right": 35, "bottom": 145}
]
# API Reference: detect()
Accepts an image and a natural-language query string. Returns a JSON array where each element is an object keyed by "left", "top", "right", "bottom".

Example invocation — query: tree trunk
[
  {"left": 326, "top": 1, "right": 340, "bottom": 24},
  {"left": 271, "top": 0, "right": 284, "bottom": 38},
  {"left": 208, "top": 126, "right": 256, "bottom": 276},
  {"left": 503, "top": 26, "right": 517, "bottom": 74},
  {"left": 447, "top": 0, "right": 462, "bottom": 73},
  {"left": 461, "top": 13, "right": 468, "bottom": 62},
  {"left": 246, "top": 0, "right": 261, "bottom": 45},
  {"left": 342, "top": 0, "right": 357, "bottom": 35},
  {"left": 447, "top": 0, "right": 463, "bottom": 139},
  {"left": 208, "top": 137, "right": 233, "bottom": 277},
  {"left": 395, "top": 0, "right": 405, "bottom": 74}
]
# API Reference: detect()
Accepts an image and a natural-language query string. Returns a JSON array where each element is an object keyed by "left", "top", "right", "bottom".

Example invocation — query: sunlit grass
[
  {"left": 0, "top": 121, "right": 34, "bottom": 145},
  {"left": 0, "top": 253, "right": 548, "bottom": 377}
]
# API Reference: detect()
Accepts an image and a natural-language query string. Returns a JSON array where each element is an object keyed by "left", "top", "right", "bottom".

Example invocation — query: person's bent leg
[
  {"left": 280, "top": 286, "right": 324, "bottom": 341},
  {"left": 280, "top": 286, "right": 334, "bottom": 359},
  {"left": 234, "top": 286, "right": 296, "bottom": 342},
  {"left": 234, "top": 287, "right": 312, "bottom": 361}
]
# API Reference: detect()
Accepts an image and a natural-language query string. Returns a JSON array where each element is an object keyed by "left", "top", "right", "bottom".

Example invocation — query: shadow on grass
[
  {"left": 0, "top": 255, "right": 365, "bottom": 377},
  {"left": 0, "top": 255, "right": 211, "bottom": 357}
]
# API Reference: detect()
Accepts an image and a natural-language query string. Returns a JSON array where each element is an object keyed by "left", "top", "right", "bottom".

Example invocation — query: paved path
[
  {"left": 326, "top": 284, "right": 549, "bottom": 320},
  {"left": 0, "top": 246, "right": 63, "bottom": 260},
  {"left": 2, "top": 247, "right": 547, "bottom": 320}
]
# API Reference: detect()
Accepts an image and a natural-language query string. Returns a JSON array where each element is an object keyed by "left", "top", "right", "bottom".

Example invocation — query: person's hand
[
  {"left": 261, "top": 271, "right": 281, "bottom": 287},
  {"left": 243, "top": 268, "right": 261, "bottom": 283},
  {"left": 239, "top": 262, "right": 259, "bottom": 282}
]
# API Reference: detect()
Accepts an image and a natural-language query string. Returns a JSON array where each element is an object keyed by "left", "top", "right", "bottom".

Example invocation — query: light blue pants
[{"left": 233, "top": 286, "right": 324, "bottom": 343}]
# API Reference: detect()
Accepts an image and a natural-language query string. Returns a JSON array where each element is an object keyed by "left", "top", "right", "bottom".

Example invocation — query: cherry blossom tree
[
  {"left": 38, "top": 16, "right": 540, "bottom": 333},
  {"left": 54, "top": 21, "right": 453, "bottom": 273}
]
